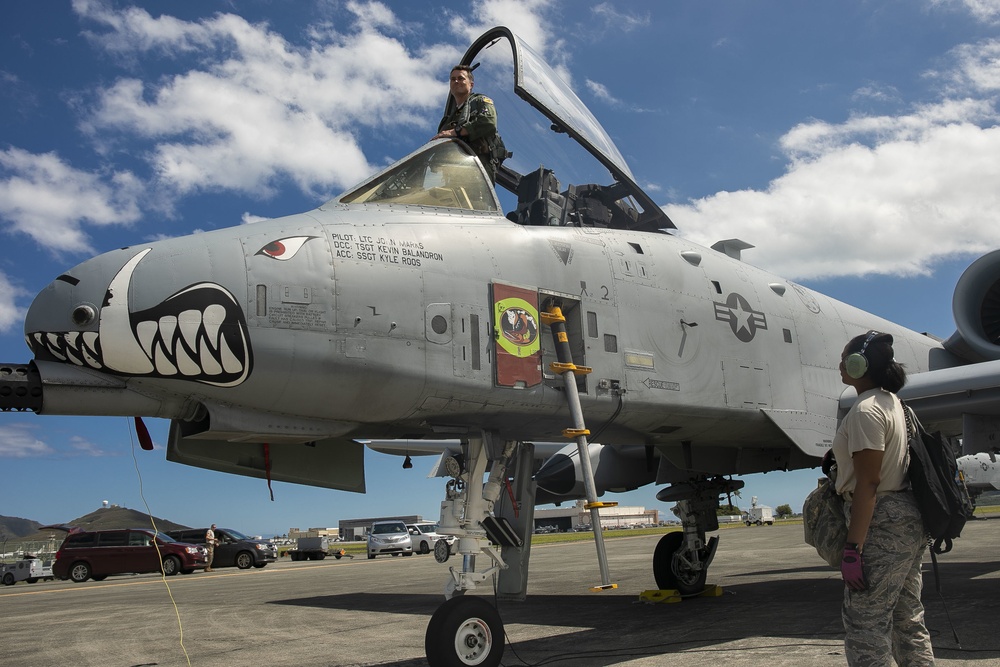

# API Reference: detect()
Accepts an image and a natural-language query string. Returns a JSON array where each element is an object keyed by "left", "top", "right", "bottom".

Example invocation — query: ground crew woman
[{"left": 833, "top": 331, "right": 934, "bottom": 666}]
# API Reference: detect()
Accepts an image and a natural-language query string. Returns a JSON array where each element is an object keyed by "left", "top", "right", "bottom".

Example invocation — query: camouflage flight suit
[
  {"left": 437, "top": 92, "right": 499, "bottom": 183},
  {"left": 843, "top": 491, "right": 935, "bottom": 666}
]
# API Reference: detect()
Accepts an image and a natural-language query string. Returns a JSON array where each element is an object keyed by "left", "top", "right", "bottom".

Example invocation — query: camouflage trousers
[{"left": 843, "top": 491, "right": 935, "bottom": 666}]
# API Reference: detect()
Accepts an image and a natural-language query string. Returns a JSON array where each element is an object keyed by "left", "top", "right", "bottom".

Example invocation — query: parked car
[
  {"left": 367, "top": 520, "right": 413, "bottom": 559},
  {"left": 406, "top": 522, "right": 456, "bottom": 555},
  {"left": 53, "top": 528, "right": 208, "bottom": 582},
  {"left": 166, "top": 527, "right": 277, "bottom": 569}
]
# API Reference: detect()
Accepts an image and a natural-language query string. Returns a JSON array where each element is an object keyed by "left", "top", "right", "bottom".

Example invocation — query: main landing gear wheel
[
  {"left": 653, "top": 532, "right": 707, "bottom": 595},
  {"left": 425, "top": 596, "right": 503, "bottom": 667}
]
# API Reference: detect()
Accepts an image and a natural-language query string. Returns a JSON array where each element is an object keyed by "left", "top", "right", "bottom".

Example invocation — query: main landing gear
[{"left": 653, "top": 476, "right": 744, "bottom": 596}]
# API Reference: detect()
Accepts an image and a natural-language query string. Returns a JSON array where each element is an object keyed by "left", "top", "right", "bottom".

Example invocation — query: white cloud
[
  {"left": 73, "top": 1, "right": 556, "bottom": 201},
  {"left": 586, "top": 79, "right": 620, "bottom": 105},
  {"left": 939, "top": 38, "right": 1000, "bottom": 93},
  {"left": 0, "top": 3, "right": 555, "bottom": 257},
  {"left": 69, "top": 436, "right": 117, "bottom": 457},
  {"left": 241, "top": 212, "right": 270, "bottom": 225},
  {"left": 0, "top": 148, "right": 141, "bottom": 254},
  {"left": 928, "top": 0, "right": 1000, "bottom": 23},
  {"left": 0, "top": 425, "right": 54, "bottom": 458},
  {"left": 667, "top": 99, "right": 1000, "bottom": 280},
  {"left": 591, "top": 3, "right": 651, "bottom": 32},
  {"left": 0, "top": 271, "right": 28, "bottom": 332},
  {"left": 448, "top": 0, "right": 556, "bottom": 55}
]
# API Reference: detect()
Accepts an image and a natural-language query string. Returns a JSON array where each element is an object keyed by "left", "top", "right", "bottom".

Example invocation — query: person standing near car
[
  {"left": 205, "top": 524, "right": 219, "bottom": 572},
  {"left": 833, "top": 331, "right": 934, "bottom": 666}
]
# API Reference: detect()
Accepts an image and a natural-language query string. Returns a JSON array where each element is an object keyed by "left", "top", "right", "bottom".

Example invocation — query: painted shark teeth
[{"left": 27, "top": 250, "right": 252, "bottom": 387}]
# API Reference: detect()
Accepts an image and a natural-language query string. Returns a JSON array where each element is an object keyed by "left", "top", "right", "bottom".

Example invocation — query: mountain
[
  {"left": 10, "top": 506, "right": 191, "bottom": 545},
  {"left": 0, "top": 515, "right": 42, "bottom": 541}
]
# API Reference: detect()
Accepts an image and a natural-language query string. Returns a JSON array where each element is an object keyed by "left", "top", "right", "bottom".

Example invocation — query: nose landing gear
[{"left": 653, "top": 476, "right": 743, "bottom": 596}]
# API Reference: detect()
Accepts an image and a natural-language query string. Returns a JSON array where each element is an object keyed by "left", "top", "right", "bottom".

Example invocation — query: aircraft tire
[
  {"left": 425, "top": 595, "right": 503, "bottom": 667},
  {"left": 652, "top": 531, "right": 708, "bottom": 595}
]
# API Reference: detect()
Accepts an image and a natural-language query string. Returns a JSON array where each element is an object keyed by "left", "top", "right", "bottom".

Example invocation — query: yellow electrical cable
[{"left": 128, "top": 419, "right": 193, "bottom": 667}]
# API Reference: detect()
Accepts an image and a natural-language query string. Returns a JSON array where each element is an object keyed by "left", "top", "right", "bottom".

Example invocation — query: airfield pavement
[{"left": 2, "top": 518, "right": 1000, "bottom": 667}]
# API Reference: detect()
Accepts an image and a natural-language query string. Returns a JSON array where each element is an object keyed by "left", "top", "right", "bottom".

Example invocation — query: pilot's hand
[
  {"left": 433, "top": 129, "right": 459, "bottom": 140},
  {"left": 841, "top": 544, "right": 866, "bottom": 591}
]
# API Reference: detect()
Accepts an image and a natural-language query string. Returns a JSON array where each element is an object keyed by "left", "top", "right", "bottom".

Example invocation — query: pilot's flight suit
[{"left": 438, "top": 92, "right": 500, "bottom": 183}]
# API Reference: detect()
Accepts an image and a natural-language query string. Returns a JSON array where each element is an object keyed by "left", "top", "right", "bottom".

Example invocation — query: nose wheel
[
  {"left": 425, "top": 596, "right": 504, "bottom": 667},
  {"left": 652, "top": 530, "right": 716, "bottom": 595}
]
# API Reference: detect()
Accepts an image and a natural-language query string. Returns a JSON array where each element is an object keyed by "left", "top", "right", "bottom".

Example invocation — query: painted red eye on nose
[{"left": 256, "top": 236, "right": 317, "bottom": 260}]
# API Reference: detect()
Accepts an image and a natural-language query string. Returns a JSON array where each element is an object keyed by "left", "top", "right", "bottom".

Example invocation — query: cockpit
[
  {"left": 337, "top": 26, "right": 676, "bottom": 234},
  {"left": 339, "top": 141, "right": 499, "bottom": 213}
]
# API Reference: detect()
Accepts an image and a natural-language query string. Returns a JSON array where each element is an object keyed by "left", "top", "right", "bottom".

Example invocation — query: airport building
[
  {"left": 534, "top": 500, "right": 659, "bottom": 532},
  {"left": 291, "top": 503, "right": 658, "bottom": 542}
]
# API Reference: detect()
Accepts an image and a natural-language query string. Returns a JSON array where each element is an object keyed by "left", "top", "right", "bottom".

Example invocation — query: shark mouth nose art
[{"left": 27, "top": 248, "right": 253, "bottom": 388}]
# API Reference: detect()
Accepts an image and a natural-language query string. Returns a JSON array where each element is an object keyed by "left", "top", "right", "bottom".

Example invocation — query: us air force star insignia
[{"left": 714, "top": 292, "right": 767, "bottom": 342}]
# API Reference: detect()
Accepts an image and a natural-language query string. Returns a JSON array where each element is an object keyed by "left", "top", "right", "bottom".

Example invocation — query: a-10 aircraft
[
  {"left": 958, "top": 452, "right": 1000, "bottom": 509},
  {"left": 3, "top": 25, "right": 1000, "bottom": 667}
]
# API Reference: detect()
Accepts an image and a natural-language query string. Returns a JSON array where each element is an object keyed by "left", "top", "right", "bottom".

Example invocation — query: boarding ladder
[{"left": 541, "top": 306, "right": 617, "bottom": 591}]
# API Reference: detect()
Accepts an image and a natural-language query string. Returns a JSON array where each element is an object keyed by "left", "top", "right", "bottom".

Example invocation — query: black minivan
[{"left": 167, "top": 528, "right": 277, "bottom": 569}]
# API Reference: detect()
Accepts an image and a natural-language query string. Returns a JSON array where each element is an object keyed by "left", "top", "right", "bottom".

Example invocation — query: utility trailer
[
  {"left": 286, "top": 536, "right": 330, "bottom": 561},
  {"left": 1, "top": 557, "right": 54, "bottom": 585}
]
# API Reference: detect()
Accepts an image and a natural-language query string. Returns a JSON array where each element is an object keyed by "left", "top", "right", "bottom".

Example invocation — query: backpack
[{"left": 902, "top": 402, "right": 970, "bottom": 554}]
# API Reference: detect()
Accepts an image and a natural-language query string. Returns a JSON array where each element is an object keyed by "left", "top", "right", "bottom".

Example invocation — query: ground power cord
[{"left": 128, "top": 418, "right": 193, "bottom": 667}]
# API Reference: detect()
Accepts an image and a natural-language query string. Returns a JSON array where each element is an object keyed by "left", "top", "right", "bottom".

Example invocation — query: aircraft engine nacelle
[
  {"left": 532, "top": 443, "right": 656, "bottom": 502},
  {"left": 945, "top": 249, "right": 1000, "bottom": 363}
]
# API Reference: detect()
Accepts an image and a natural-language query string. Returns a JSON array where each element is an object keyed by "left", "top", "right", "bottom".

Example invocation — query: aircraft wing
[{"left": 836, "top": 359, "right": 1000, "bottom": 454}]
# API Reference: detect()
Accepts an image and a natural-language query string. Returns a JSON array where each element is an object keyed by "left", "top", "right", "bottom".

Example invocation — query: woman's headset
[{"left": 844, "top": 330, "right": 886, "bottom": 379}]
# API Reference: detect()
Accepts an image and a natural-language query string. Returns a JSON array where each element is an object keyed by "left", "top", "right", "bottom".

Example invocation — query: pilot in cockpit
[{"left": 432, "top": 65, "right": 505, "bottom": 184}]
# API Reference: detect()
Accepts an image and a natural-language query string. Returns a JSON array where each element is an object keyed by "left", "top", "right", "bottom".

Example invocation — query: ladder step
[
  {"left": 584, "top": 501, "right": 618, "bottom": 509},
  {"left": 562, "top": 428, "right": 591, "bottom": 438},
  {"left": 589, "top": 583, "right": 618, "bottom": 592},
  {"left": 549, "top": 362, "right": 593, "bottom": 375},
  {"left": 540, "top": 310, "right": 566, "bottom": 324}
]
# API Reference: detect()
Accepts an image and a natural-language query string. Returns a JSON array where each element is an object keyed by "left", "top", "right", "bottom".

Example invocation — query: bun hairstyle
[{"left": 845, "top": 331, "right": 907, "bottom": 393}]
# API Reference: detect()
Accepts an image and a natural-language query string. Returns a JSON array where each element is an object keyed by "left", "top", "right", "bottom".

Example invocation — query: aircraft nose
[{"left": 22, "top": 248, "right": 138, "bottom": 366}]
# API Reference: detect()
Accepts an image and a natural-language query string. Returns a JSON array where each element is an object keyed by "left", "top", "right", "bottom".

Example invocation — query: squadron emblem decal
[
  {"left": 496, "top": 299, "right": 539, "bottom": 356},
  {"left": 492, "top": 283, "right": 542, "bottom": 388},
  {"left": 714, "top": 292, "right": 767, "bottom": 343}
]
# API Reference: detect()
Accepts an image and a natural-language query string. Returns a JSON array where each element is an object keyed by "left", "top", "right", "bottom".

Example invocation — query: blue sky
[{"left": 2, "top": 0, "right": 1000, "bottom": 538}]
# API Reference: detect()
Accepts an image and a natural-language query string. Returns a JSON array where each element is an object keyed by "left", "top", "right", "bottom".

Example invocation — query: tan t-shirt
[{"left": 832, "top": 388, "right": 909, "bottom": 500}]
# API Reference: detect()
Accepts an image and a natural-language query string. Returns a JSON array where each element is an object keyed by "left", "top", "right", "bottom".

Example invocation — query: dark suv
[
  {"left": 167, "top": 528, "right": 277, "bottom": 569},
  {"left": 53, "top": 529, "right": 208, "bottom": 582}
]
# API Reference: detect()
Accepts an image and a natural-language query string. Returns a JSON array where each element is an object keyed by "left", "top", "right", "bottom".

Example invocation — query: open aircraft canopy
[{"left": 458, "top": 26, "right": 675, "bottom": 232}]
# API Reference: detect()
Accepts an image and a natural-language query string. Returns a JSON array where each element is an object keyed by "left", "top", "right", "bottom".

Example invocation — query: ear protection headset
[{"left": 844, "top": 330, "right": 881, "bottom": 379}]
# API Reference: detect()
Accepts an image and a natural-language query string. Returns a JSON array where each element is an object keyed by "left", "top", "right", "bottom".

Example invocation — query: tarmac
[{"left": 2, "top": 517, "right": 1000, "bottom": 666}]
